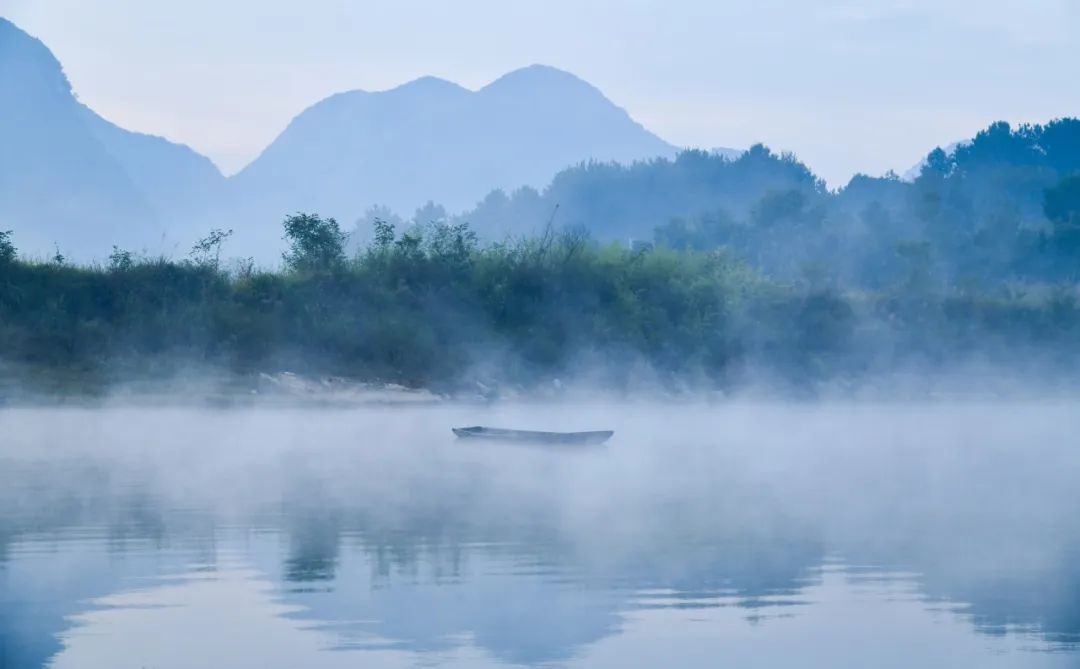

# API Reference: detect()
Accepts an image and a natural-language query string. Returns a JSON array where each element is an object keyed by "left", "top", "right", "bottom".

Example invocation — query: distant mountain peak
[
  {"left": 0, "top": 16, "right": 44, "bottom": 48},
  {"left": 482, "top": 64, "right": 603, "bottom": 97},
  {"left": 0, "top": 16, "right": 225, "bottom": 260},
  {"left": 289, "top": 75, "right": 471, "bottom": 122},
  {"left": 0, "top": 20, "right": 716, "bottom": 261},
  {"left": 0, "top": 17, "right": 55, "bottom": 64},
  {"left": 0, "top": 17, "right": 71, "bottom": 96},
  {"left": 389, "top": 75, "right": 470, "bottom": 95},
  {"left": 490, "top": 63, "right": 585, "bottom": 82},
  {"left": 228, "top": 63, "right": 683, "bottom": 252}
]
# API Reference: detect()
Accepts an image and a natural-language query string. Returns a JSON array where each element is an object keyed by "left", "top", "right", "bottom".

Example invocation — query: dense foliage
[
  {"left": 3, "top": 119, "right": 1080, "bottom": 396},
  {"left": 2, "top": 214, "right": 1078, "bottom": 397},
  {"left": 346, "top": 119, "right": 1080, "bottom": 290}
]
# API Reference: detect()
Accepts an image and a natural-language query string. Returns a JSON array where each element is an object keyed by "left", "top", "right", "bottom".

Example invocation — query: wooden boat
[{"left": 452, "top": 426, "right": 613, "bottom": 445}]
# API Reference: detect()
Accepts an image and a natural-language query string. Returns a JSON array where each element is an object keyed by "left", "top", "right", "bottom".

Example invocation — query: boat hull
[{"left": 452, "top": 426, "right": 613, "bottom": 445}]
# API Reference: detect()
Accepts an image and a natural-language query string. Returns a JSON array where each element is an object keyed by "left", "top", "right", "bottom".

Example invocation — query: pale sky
[{"left": 6, "top": 0, "right": 1079, "bottom": 185}]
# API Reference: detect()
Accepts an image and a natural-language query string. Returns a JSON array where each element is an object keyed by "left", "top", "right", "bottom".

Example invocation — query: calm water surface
[{"left": 1, "top": 402, "right": 1079, "bottom": 668}]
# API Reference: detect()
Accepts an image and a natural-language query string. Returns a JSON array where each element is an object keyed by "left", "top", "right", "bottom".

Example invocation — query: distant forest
[
  {"left": 358, "top": 119, "right": 1080, "bottom": 288},
  {"left": 1, "top": 119, "right": 1079, "bottom": 397}
]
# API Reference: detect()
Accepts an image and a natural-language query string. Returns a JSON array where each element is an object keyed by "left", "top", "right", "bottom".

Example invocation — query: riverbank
[{"left": 2, "top": 218, "right": 1078, "bottom": 401}]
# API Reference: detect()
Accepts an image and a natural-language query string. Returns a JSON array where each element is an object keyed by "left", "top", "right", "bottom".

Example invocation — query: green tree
[
  {"left": 751, "top": 190, "right": 809, "bottom": 228},
  {"left": 108, "top": 246, "right": 134, "bottom": 272},
  {"left": 190, "top": 228, "right": 234, "bottom": 269},
  {"left": 425, "top": 221, "right": 477, "bottom": 266},
  {"left": 412, "top": 201, "right": 448, "bottom": 226},
  {"left": 1043, "top": 175, "right": 1080, "bottom": 274},
  {"left": 372, "top": 218, "right": 396, "bottom": 250},
  {"left": 1044, "top": 175, "right": 1080, "bottom": 226},
  {"left": 0, "top": 230, "right": 15, "bottom": 265},
  {"left": 283, "top": 213, "right": 347, "bottom": 273},
  {"left": 350, "top": 205, "right": 403, "bottom": 255},
  {"left": 654, "top": 210, "right": 738, "bottom": 251}
]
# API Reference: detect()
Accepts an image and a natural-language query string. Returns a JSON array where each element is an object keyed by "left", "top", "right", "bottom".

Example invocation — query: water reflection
[
  {"left": 0, "top": 403, "right": 1078, "bottom": 668},
  {"left": 283, "top": 511, "right": 341, "bottom": 585}
]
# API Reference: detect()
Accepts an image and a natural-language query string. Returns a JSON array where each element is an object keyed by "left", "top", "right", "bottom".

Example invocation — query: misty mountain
[
  {"left": 0, "top": 18, "right": 224, "bottom": 259},
  {"left": 226, "top": 65, "right": 684, "bottom": 248},
  {"left": 1, "top": 17, "right": 151, "bottom": 257},
  {"left": 2, "top": 16, "right": 710, "bottom": 260},
  {"left": 78, "top": 107, "right": 224, "bottom": 219}
]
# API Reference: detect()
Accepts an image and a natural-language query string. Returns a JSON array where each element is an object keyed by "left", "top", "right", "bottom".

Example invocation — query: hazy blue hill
[
  {"left": 473, "top": 65, "right": 677, "bottom": 175},
  {"left": 0, "top": 18, "right": 224, "bottom": 260},
  {"left": 10, "top": 11, "right": 1075, "bottom": 284},
  {"left": 226, "top": 64, "right": 687, "bottom": 252},
  {"left": 1, "top": 18, "right": 735, "bottom": 261},
  {"left": 79, "top": 106, "right": 225, "bottom": 217},
  {"left": 228, "top": 76, "right": 474, "bottom": 219},
  {"left": 0, "top": 18, "right": 153, "bottom": 258}
]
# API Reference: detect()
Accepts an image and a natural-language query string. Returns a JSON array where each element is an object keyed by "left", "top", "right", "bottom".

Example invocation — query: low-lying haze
[{"left": 2, "top": 402, "right": 1079, "bottom": 667}]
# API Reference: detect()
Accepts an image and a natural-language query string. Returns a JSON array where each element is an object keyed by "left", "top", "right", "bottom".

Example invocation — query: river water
[{"left": 1, "top": 402, "right": 1078, "bottom": 668}]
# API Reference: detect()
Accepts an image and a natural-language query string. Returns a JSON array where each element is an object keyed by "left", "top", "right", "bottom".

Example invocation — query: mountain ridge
[
  {"left": 227, "top": 63, "right": 681, "bottom": 215},
  {"left": 0, "top": 17, "right": 227, "bottom": 257},
  {"left": 0, "top": 17, "right": 714, "bottom": 260}
]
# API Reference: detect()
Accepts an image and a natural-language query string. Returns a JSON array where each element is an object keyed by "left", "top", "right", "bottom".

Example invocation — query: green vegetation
[
  {"left": 431, "top": 119, "right": 1080, "bottom": 288},
  {"left": 2, "top": 213, "right": 1078, "bottom": 397},
  {"left": 4, "top": 119, "right": 1080, "bottom": 397}
]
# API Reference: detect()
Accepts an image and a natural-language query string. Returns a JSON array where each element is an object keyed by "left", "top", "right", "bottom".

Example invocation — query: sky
[{"left": 5, "top": 0, "right": 1079, "bottom": 185}]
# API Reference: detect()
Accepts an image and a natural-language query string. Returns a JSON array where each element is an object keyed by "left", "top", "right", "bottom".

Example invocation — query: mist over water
[
  {"left": 2, "top": 401, "right": 1079, "bottom": 668},
  {"left": 4, "top": 6, "right": 1080, "bottom": 668}
]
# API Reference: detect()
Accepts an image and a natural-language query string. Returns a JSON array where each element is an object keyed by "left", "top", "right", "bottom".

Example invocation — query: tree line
[
  {"left": 1, "top": 210, "right": 1077, "bottom": 397},
  {"left": 351, "top": 119, "right": 1080, "bottom": 289}
]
